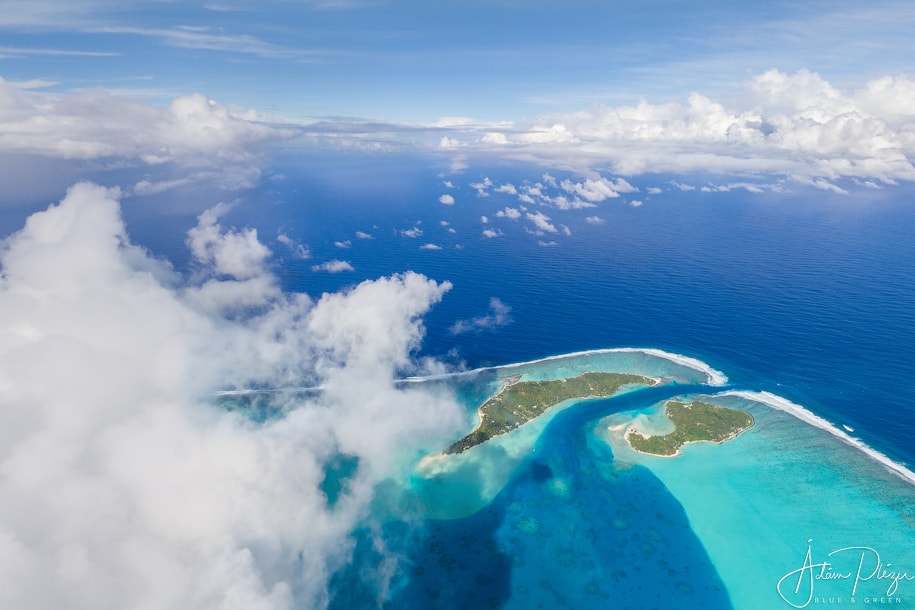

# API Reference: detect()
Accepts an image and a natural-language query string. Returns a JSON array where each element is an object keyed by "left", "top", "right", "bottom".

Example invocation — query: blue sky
[
  {"left": 1, "top": 1, "right": 915, "bottom": 198},
  {"left": 2, "top": 0, "right": 914, "bottom": 122}
]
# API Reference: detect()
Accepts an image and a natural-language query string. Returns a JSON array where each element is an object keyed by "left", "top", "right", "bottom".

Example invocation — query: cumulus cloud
[
  {"left": 438, "top": 194, "right": 454, "bottom": 205},
  {"left": 481, "top": 228, "right": 502, "bottom": 238},
  {"left": 560, "top": 177, "right": 636, "bottom": 201},
  {"left": 0, "top": 183, "right": 464, "bottom": 610},
  {"left": 419, "top": 243, "right": 442, "bottom": 250},
  {"left": 585, "top": 216, "right": 605, "bottom": 224},
  {"left": 420, "top": 70, "right": 915, "bottom": 188},
  {"left": 400, "top": 226, "right": 423, "bottom": 238},
  {"left": 449, "top": 297, "right": 512, "bottom": 335},
  {"left": 469, "top": 177, "right": 492, "bottom": 197},
  {"left": 311, "top": 259, "right": 354, "bottom": 273},
  {"left": 354, "top": 231, "right": 373, "bottom": 240},
  {"left": 525, "top": 210, "right": 558, "bottom": 234},
  {"left": 333, "top": 240, "right": 352, "bottom": 248},
  {"left": 0, "top": 78, "right": 293, "bottom": 170},
  {"left": 187, "top": 202, "right": 271, "bottom": 280},
  {"left": 494, "top": 183, "right": 517, "bottom": 195},
  {"left": 495, "top": 207, "right": 521, "bottom": 220}
]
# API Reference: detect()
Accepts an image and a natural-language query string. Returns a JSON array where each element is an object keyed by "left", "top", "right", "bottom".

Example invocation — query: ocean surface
[{"left": 103, "top": 152, "right": 915, "bottom": 607}]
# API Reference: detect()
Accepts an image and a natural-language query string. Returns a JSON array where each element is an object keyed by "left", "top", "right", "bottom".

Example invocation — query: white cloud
[
  {"left": 442, "top": 180, "right": 454, "bottom": 188},
  {"left": 585, "top": 216, "right": 605, "bottom": 224},
  {"left": 400, "top": 226, "right": 423, "bottom": 238},
  {"left": 449, "top": 297, "right": 512, "bottom": 335},
  {"left": 494, "top": 183, "right": 517, "bottom": 195},
  {"left": 187, "top": 203, "right": 271, "bottom": 280},
  {"left": 525, "top": 210, "right": 558, "bottom": 234},
  {"left": 438, "top": 194, "right": 455, "bottom": 205},
  {"left": 355, "top": 231, "right": 373, "bottom": 240},
  {"left": 469, "top": 177, "right": 492, "bottom": 197},
  {"left": 420, "top": 70, "right": 915, "bottom": 187},
  {"left": 0, "top": 183, "right": 464, "bottom": 610},
  {"left": 630, "top": 200, "right": 644, "bottom": 207},
  {"left": 0, "top": 78, "right": 293, "bottom": 171},
  {"left": 551, "top": 195, "right": 595, "bottom": 210},
  {"left": 559, "top": 176, "right": 636, "bottom": 202},
  {"left": 132, "top": 177, "right": 193, "bottom": 195},
  {"left": 481, "top": 215, "right": 488, "bottom": 223},
  {"left": 481, "top": 228, "right": 502, "bottom": 238},
  {"left": 334, "top": 240, "right": 352, "bottom": 248},
  {"left": 481, "top": 132, "right": 508, "bottom": 145},
  {"left": 277, "top": 233, "right": 311, "bottom": 259},
  {"left": 311, "top": 259, "right": 354, "bottom": 273},
  {"left": 537, "top": 240, "right": 558, "bottom": 247},
  {"left": 419, "top": 243, "right": 442, "bottom": 250},
  {"left": 495, "top": 207, "right": 521, "bottom": 220},
  {"left": 646, "top": 187, "right": 663, "bottom": 195}
]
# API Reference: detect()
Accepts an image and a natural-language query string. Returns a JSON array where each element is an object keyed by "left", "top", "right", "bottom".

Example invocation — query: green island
[
  {"left": 626, "top": 400, "right": 754, "bottom": 457},
  {"left": 446, "top": 372, "right": 655, "bottom": 454}
]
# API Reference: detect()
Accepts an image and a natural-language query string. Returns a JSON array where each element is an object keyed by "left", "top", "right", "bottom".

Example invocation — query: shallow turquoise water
[{"left": 327, "top": 352, "right": 915, "bottom": 608}]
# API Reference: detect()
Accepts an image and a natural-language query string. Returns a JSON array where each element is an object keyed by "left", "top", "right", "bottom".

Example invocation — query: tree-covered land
[
  {"left": 627, "top": 400, "right": 754, "bottom": 456},
  {"left": 446, "top": 372, "right": 654, "bottom": 454}
]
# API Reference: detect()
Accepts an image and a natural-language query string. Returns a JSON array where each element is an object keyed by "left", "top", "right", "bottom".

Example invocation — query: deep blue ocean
[
  {"left": 115, "top": 152, "right": 915, "bottom": 467},
  {"left": 57, "top": 151, "right": 915, "bottom": 607}
]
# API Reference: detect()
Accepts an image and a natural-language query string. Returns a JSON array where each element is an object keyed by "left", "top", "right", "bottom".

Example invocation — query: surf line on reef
[
  {"left": 720, "top": 390, "right": 915, "bottom": 486},
  {"left": 213, "top": 348, "right": 726, "bottom": 396},
  {"left": 401, "top": 347, "right": 729, "bottom": 386}
]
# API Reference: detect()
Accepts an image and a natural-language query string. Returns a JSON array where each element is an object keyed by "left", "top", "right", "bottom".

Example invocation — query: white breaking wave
[
  {"left": 404, "top": 347, "right": 727, "bottom": 386},
  {"left": 229, "top": 347, "right": 728, "bottom": 392},
  {"left": 720, "top": 390, "right": 915, "bottom": 486},
  {"left": 616, "top": 348, "right": 728, "bottom": 386}
]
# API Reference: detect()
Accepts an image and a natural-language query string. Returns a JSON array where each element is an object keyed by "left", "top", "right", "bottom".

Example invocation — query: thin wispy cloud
[
  {"left": 96, "top": 26, "right": 332, "bottom": 61},
  {"left": 0, "top": 46, "right": 119, "bottom": 57},
  {"left": 449, "top": 297, "right": 512, "bottom": 334}
]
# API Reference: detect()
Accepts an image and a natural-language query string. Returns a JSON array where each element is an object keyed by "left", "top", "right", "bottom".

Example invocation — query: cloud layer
[
  {"left": 0, "top": 77, "right": 294, "bottom": 191},
  {"left": 434, "top": 70, "right": 915, "bottom": 187},
  {"left": 4, "top": 69, "right": 915, "bottom": 194},
  {"left": 0, "top": 183, "right": 463, "bottom": 610}
]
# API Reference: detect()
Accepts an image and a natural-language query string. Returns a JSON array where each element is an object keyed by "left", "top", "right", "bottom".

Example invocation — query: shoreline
[
  {"left": 618, "top": 399, "right": 755, "bottom": 458},
  {"left": 621, "top": 419, "right": 756, "bottom": 458}
]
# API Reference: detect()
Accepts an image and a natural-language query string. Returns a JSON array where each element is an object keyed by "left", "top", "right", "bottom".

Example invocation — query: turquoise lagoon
[{"left": 330, "top": 349, "right": 915, "bottom": 609}]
